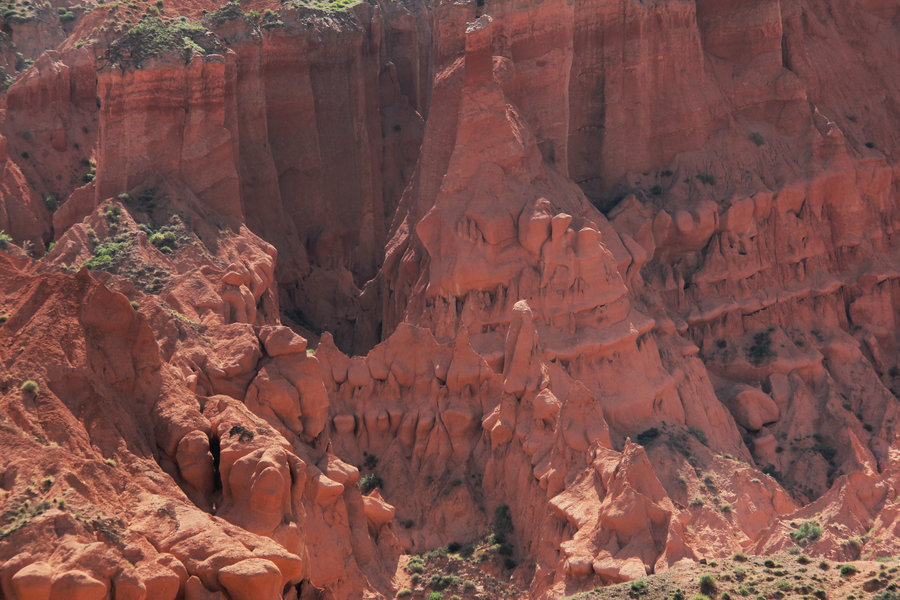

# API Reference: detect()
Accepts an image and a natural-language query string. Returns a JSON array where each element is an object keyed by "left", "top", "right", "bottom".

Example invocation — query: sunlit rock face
[{"left": 1, "top": 1, "right": 900, "bottom": 599}]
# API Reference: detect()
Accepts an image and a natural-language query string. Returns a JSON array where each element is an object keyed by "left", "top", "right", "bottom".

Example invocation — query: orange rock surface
[{"left": 1, "top": 0, "right": 900, "bottom": 599}]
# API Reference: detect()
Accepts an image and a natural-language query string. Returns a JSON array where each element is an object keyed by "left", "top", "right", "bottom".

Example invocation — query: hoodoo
[{"left": 1, "top": 1, "right": 900, "bottom": 599}]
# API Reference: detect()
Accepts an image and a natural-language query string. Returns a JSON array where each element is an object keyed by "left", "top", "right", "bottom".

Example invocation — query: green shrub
[
  {"left": 791, "top": 521, "right": 823, "bottom": 545},
  {"left": 797, "top": 555, "right": 812, "bottom": 564},
  {"left": 359, "top": 473, "right": 382, "bottom": 494},
  {"left": 748, "top": 331, "right": 775, "bottom": 364},
  {"left": 406, "top": 556, "right": 424, "bottom": 574},
  {"left": 43, "top": 195, "right": 59, "bottom": 212},
  {"left": 427, "top": 574, "right": 459, "bottom": 590},
  {"left": 58, "top": 10, "right": 75, "bottom": 21},
  {"left": 696, "top": 173, "right": 716, "bottom": 186},
  {"left": 20, "top": 380, "right": 39, "bottom": 393},
  {"left": 0, "top": 230, "right": 11, "bottom": 249},
  {"left": 749, "top": 132, "right": 765, "bottom": 146},
  {"left": 396, "top": 590, "right": 412, "bottom": 599},
  {"left": 733, "top": 552, "right": 748, "bottom": 562},
  {"left": 636, "top": 427, "right": 660, "bottom": 446},
  {"left": 84, "top": 238, "right": 132, "bottom": 272},
  {"left": 631, "top": 579, "right": 648, "bottom": 592},
  {"left": 205, "top": 1, "right": 243, "bottom": 25},
  {"left": 699, "top": 574, "right": 717, "bottom": 594},
  {"left": 840, "top": 564, "right": 858, "bottom": 577},
  {"left": 688, "top": 426, "right": 708, "bottom": 445},
  {"left": 427, "top": 593, "right": 443, "bottom": 600},
  {"left": 149, "top": 230, "right": 177, "bottom": 253},
  {"left": 493, "top": 504, "right": 513, "bottom": 538},
  {"left": 105, "top": 203, "right": 121, "bottom": 224}
]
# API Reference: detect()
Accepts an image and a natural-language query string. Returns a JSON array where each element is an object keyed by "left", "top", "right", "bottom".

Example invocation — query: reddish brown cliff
[{"left": 1, "top": 1, "right": 900, "bottom": 599}]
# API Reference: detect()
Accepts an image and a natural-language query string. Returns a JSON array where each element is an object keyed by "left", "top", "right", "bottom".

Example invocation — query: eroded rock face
[{"left": 2, "top": 0, "right": 900, "bottom": 599}]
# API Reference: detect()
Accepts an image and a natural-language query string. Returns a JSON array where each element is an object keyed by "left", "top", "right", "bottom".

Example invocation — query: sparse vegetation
[
  {"left": 631, "top": 579, "right": 648, "bottom": 593},
  {"left": 699, "top": 574, "right": 717, "bottom": 595},
  {"left": 0, "top": 230, "right": 11, "bottom": 249},
  {"left": 696, "top": 173, "right": 716, "bottom": 186},
  {"left": 493, "top": 504, "right": 513, "bottom": 538},
  {"left": 747, "top": 331, "right": 776, "bottom": 365},
  {"left": 20, "top": 380, "right": 39, "bottom": 393},
  {"left": 84, "top": 237, "right": 133, "bottom": 272},
  {"left": 568, "top": 550, "right": 897, "bottom": 600},
  {"left": 840, "top": 564, "right": 858, "bottom": 577},
  {"left": 636, "top": 427, "right": 660, "bottom": 446},
  {"left": 293, "top": 0, "right": 362, "bottom": 11},
  {"left": 149, "top": 228, "right": 178, "bottom": 253},
  {"left": 688, "top": 426, "right": 708, "bottom": 445},
  {"left": 407, "top": 556, "right": 425, "bottom": 574},
  {"left": 0, "top": 497, "right": 53, "bottom": 540},
  {"left": 428, "top": 574, "right": 460, "bottom": 590},
  {"left": 104, "top": 16, "right": 222, "bottom": 68},
  {"left": 791, "top": 520, "right": 823, "bottom": 545},
  {"left": 359, "top": 473, "right": 383, "bottom": 494}
]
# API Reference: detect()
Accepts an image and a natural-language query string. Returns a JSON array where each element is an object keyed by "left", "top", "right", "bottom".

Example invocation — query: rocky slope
[{"left": 1, "top": 0, "right": 900, "bottom": 599}]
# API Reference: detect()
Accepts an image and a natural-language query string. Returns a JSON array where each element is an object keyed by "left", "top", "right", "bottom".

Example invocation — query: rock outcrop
[{"left": 2, "top": 0, "right": 900, "bottom": 599}]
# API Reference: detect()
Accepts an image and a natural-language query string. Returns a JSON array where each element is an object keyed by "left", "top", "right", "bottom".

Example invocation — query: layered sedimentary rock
[{"left": 2, "top": 0, "right": 900, "bottom": 599}]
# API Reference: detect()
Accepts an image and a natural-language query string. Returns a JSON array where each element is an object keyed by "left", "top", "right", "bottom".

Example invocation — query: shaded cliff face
[{"left": 2, "top": 1, "right": 900, "bottom": 599}]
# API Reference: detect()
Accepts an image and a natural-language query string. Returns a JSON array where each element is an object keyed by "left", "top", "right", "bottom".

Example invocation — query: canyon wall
[{"left": 1, "top": 1, "right": 900, "bottom": 599}]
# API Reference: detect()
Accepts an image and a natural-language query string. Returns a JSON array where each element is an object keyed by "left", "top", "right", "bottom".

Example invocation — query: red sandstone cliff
[{"left": 2, "top": 1, "right": 900, "bottom": 599}]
